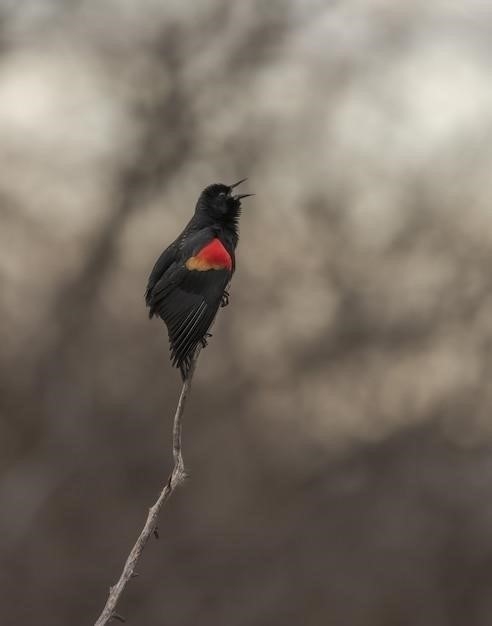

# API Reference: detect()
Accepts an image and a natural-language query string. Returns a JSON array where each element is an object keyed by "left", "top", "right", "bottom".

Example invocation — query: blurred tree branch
[
  {"left": 94, "top": 349, "right": 200, "bottom": 626},
  {"left": 0, "top": 22, "right": 194, "bottom": 550}
]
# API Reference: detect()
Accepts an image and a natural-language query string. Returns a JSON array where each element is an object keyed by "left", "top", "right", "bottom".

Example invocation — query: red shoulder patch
[{"left": 185, "top": 238, "right": 232, "bottom": 272}]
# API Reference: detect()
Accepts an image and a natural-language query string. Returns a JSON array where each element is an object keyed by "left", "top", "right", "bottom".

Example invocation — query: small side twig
[{"left": 94, "top": 349, "right": 200, "bottom": 626}]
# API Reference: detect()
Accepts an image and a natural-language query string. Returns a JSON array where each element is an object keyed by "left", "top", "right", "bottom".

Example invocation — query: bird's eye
[{"left": 218, "top": 192, "right": 226, "bottom": 199}]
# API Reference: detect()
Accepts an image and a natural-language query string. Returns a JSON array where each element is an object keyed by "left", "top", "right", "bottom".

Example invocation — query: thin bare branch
[{"left": 94, "top": 349, "right": 201, "bottom": 626}]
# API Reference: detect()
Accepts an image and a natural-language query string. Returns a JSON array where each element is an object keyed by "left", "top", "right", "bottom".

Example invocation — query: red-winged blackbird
[{"left": 145, "top": 179, "right": 252, "bottom": 380}]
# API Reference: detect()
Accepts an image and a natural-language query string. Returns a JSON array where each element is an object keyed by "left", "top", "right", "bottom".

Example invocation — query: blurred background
[{"left": 2, "top": 1, "right": 492, "bottom": 624}]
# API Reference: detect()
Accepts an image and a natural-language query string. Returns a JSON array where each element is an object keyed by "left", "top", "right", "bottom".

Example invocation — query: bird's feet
[
  {"left": 221, "top": 290, "right": 230, "bottom": 308},
  {"left": 201, "top": 332, "right": 213, "bottom": 348}
]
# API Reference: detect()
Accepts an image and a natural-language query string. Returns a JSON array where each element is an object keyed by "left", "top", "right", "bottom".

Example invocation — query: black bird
[{"left": 145, "top": 179, "right": 252, "bottom": 379}]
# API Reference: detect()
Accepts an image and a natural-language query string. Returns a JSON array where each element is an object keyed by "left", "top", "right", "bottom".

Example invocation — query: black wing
[
  {"left": 154, "top": 266, "right": 230, "bottom": 378},
  {"left": 146, "top": 231, "right": 232, "bottom": 379}
]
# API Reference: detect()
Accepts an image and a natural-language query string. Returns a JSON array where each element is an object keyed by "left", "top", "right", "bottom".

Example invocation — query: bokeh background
[{"left": 2, "top": 1, "right": 492, "bottom": 624}]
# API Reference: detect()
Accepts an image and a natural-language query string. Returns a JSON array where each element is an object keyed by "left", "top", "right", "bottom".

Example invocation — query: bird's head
[{"left": 196, "top": 178, "right": 253, "bottom": 219}]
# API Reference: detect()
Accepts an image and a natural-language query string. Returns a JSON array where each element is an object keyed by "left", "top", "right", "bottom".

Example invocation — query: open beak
[
  {"left": 229, "top": 177, "right": 248, "bottom": 189},
  {"left": 234, "top": 193, "right": 254, "bottom": 200},
  {"left": 229, "top": 178, "right": 254, "bottom": 201}
]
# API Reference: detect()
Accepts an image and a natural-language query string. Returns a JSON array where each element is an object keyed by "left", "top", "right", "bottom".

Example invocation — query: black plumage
[{"left": 145, "top": 180, "right": 252, "bottom": 379}]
